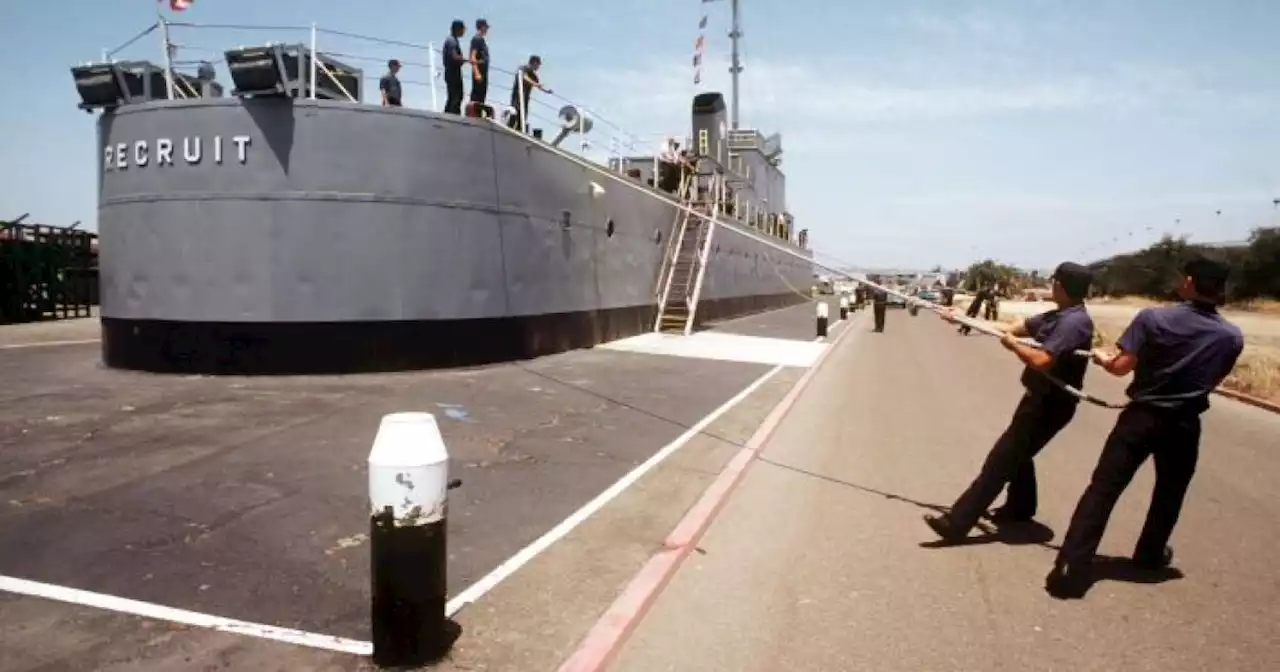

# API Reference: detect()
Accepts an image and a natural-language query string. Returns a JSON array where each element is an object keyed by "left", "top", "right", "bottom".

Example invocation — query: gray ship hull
[{"left": 96, "top": 98, "right": 812, "bottom": 373}]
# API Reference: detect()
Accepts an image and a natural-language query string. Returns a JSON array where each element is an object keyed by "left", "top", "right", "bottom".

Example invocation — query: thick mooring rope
[{"left": 841, "top": 277, "right": 1126, "bottom": 409}]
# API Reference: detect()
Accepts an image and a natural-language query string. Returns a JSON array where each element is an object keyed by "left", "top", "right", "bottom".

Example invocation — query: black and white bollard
[
  {"left": 839, "top": 295, "right": 849, "bottom": 320},
  {"left": 369, "top": 412, "right": 458, "bottom": 667},
  {"left": 816, "top": 301, "right": 829, "bottom": 338}
]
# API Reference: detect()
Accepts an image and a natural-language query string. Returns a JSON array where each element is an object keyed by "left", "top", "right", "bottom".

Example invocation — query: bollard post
[
  {"left": 839, "top": 295, "right": 849, "bottom": 321},
  {"left": 368, "top": 412, "right": 459, "bottom": 667},
  {"left": 816, "top": 301, "right": 829, "bottom": 338}
]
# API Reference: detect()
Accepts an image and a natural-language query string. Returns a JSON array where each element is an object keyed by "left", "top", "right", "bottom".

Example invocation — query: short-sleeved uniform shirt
[
  {"left": 1021, "top": 304, "right": 1094, "bottom": 402},
  {"left": 1116, "top": 302, "right": 1244, "bottom": 414},
  {"left": 871, "top": 288, "right": 887, "bottom": 305},
  {"left": 443, "top": 36, "right": 464, "bottom": 77},
  {"left": 511, "top": 65, "right": 539, "bottom": 107},
  {"left": 379, "top": 71, "right": 401, "bottom": 106},
  {"left": 469, "top": 35, "right": 489, "bottom": 80}
]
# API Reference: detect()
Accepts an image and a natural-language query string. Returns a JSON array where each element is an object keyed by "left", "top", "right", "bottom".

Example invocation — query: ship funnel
[
  {"left": 549, "top": 105, "right": 594, "bottom": 147},
  {"left": 691, "top": 92, "right": 727, "bottom": 161}
]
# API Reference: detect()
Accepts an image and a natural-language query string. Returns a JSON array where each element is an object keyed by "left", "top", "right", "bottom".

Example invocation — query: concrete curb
[
  {"left": 555, "top": 313, "right": 862, "bottom": 672},
  {"left": 1213, "top": 387, "right": 1280, "bottom": 414}
]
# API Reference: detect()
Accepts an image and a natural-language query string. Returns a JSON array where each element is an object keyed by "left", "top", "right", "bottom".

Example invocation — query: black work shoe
[
  {"left": 986, "top": 507, "right": 1033, "bottom": 524},
  {"left": 923, "top": 514, "right": 966, "bottom": 542},
  {"left": 1132, "top": 546, "right": 1174, "bottom": 571},
  {"left": 1044, "top": 563, "right": 1089, "bottom": 599}
]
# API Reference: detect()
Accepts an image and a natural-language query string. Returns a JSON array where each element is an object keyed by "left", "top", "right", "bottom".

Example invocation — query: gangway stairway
[{"left": 654, "top": 172, "right": 723, "bottom": 335}]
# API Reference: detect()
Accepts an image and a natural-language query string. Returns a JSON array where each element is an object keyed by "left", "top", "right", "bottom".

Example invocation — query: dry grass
[
  {"left": 1096, "top": 295, "right": 1280, "bottom": 316},
  {"left": 1088, "top": 316, "right": 1280, "bottom": 404},
  {"left": 1089, "top": 295, "right": 1164, "bottom": 309},
  {"left": 951, "top": 292, "right": 1280, "bottom": 402},
  {"left": 1231, "top": 298, "right": 1280, "bottom": 316},
  {"left": 1222, "top": 351, "right": 1280, "bottom": 401}
]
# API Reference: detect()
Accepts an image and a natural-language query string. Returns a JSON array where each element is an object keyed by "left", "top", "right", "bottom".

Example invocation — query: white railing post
[
  {"left": 158, "top": 15, "right": 175, "bottom": 100},
  {"left": 517, "top": 72, "right": 528, "bottom": 134},
  {"left": 428, "top": 41, "right": 439, "bottom": 111},
  {"left": 309, "top": 23, "right": 318, "bottom": 100}
]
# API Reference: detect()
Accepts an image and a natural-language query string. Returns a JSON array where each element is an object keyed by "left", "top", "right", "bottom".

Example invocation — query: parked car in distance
[{"left": 885, "top": 287, "right": 907, "bottom": 308}]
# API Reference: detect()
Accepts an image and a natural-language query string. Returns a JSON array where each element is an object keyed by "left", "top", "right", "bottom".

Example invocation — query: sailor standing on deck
[
  {"left": 1046, "top": 256, "right": 1244, "bottom": 599},
  {"left": 508, "top": 55, "right": 551, "bottom": 133},
  {"left": 924, "top": 263, "right": 1095, "bottom": 542},
  {"left": 379, "top": 59, "right": 402, "bottom": 107},
  {"left": 468, "top": 19, "right": 490, "bottom": 109},
  {"left": 657, "top": 137, "right": 683, "bottom": 193},
  {"left": 442, "top": 20, "right": 468, "bottom": 114}
]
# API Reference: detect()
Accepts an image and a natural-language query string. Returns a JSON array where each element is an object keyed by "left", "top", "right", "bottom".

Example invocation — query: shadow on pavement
[
  {"left": 1080, "top": 555, "right": 1186, "bottom": 594},
  {"left": 757, "top": 456, "right": 950, "bottom": 516},
  {"left": 757, "top": 457, "right": 1186, "bottom": 597},
  {"left": 917, "top": 519, "right": 1056, "bottom": 548}
]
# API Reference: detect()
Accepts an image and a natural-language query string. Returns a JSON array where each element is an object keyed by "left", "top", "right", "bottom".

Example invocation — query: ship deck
[{"left": 0, "top": 298, "right": 846, "bottom": 671}]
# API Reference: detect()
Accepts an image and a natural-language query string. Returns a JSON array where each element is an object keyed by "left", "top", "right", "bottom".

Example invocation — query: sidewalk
[{"left": 605, "top": 314, "right": 1280, "bottom": 672}]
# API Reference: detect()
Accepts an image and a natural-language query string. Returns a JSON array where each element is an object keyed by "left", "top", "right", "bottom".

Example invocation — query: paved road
[
  {"left": 610, "top": 309, "right": 1280, "bottom": 672},
  {"left": 0, "top": 298, "right": 845, "bottom": 671}
]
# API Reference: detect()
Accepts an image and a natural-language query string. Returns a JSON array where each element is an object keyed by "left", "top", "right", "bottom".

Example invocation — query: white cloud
[
  {"left": 564, "top": 51, "right": 1278, "bottom": 158},
  {"left": 569, "top": 58, "right": 1122, "bottom": 153},
  {"left": 894, "top": 7, "right": 1029, "bottom": 45}
]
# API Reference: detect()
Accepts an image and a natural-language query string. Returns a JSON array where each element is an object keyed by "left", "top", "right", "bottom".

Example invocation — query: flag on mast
[
  {"left": 163, "top": 0, "right": 194, "bottom": 11},
  {"left": 695, "top": 0, "right": 724, "bottom": 85}
]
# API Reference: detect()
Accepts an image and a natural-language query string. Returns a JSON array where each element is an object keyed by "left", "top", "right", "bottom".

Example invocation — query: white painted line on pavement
[
  {"left": 600, "top": 331, "right": 826, "bottom": 367},
  {"left": 0, "top": 574, "right": 372, "bottom": 656},
  {"left": 446, "top": 363, "right": 788, "bottom": 616},
  {"left": 446, "top": 317, "right": 846, "bottom": 617},
  {"left": 0, "top": 307, "right": 848, "bottom": 650},
  {"left": 0, "top": 339, "right": 100, "bottom": 350}
]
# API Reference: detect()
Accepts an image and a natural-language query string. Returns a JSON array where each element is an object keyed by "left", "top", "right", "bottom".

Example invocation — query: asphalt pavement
[
  {"left": 0, "top": 297, "right": 844, "bottom": 671},
  {"left": 609, "top": 308, "right": 1280, "bottom": 672}
]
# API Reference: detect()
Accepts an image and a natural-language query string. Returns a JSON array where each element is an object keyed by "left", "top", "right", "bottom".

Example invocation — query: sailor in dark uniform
[
  {"left": 924, "top": 263, "right": 1094, "bottom": 541},
  {"left": 871, "top": 286, "right": 888, "bottom": 332},
  {"left": 958, "top": 285, "right": 992, "bottom": 335},
  {"left": 1046, "top": 256, "right": 1244, "bottom": 598}
]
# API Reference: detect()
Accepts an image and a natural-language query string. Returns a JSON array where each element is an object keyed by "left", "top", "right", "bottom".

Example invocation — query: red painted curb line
[
  {"left": 1212, "top": 386, "right": 1280, "bottom": 414},
  {"left": 556, "top": 317, "right": 861, "bottom": 672}
]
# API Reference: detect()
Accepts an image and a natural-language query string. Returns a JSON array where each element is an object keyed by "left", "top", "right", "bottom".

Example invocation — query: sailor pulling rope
[{"left": 840, "top": 272, "right": 1127, "bottom": 409}]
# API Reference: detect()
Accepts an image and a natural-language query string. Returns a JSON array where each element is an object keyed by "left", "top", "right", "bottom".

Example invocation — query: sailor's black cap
[{"left": 1051, "top": 262, "right": 1093, "bottom": 299}]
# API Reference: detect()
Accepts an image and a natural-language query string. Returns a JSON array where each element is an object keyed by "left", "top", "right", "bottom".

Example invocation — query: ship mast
[{"left": 729, "top": 0, "right": 743, "bottom": 129}]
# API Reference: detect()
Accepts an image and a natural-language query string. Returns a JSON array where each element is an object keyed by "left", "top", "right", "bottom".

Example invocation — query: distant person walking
[
  {"left": 959, "top": 285, "right": 992, "bottom": 335},
  {"left": 984, "top": 286, "right": 1001, "bottom": 321},
  {"left": 442, "top": 20, "right": 468, "bottom": 114},
  {"left": 379, "top": 59, "right": 402, "bottom": 107},
  {"left": 469, "top": 19, "right": 490, "bottom": 107},
  {"left": 508, "top": 55, "right": 552, "bottom": 133},
  {"left": 872, "top": 286, "right": 888, "bottom": 333}
]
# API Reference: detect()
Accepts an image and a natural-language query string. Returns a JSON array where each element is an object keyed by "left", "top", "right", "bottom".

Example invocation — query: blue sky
[{"left": 2, "top": 0, "right": 1277, "bottom": 270}]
